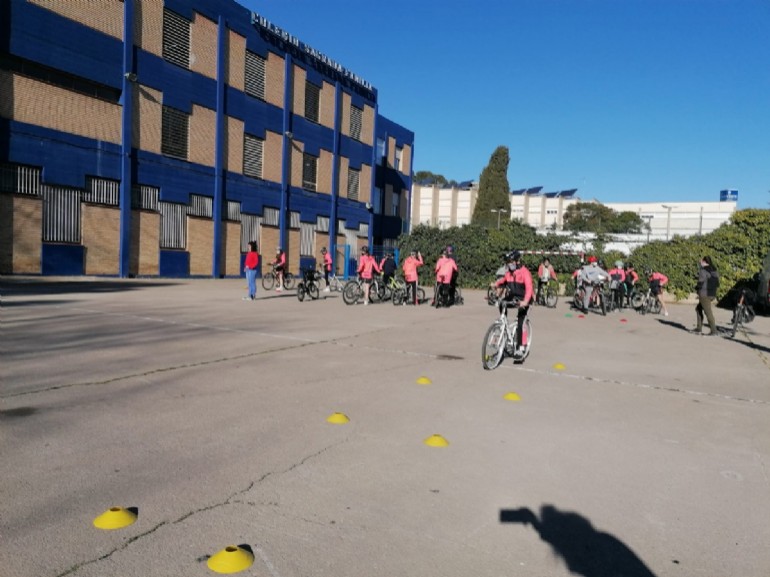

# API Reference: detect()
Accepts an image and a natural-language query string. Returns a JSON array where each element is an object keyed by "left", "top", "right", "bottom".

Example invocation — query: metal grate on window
[
  {"left": 302, "top": 153, "right": 317, "bottom": 192},
  {"left": 42, "top": 185, "right": 81, "bottom": 243},
  {"left": 162, "top": 9, "right": 190, "bottom": 69},
  {"left": 316, "top": 216, "right": 329, "bottom": 232},
  {"left": 162, "top": 105, "right": 189, "bottom": 160},
  {"left": 159, "top": 201, "right": 187, "bottom": 249},
  {"left": 347, "top": 168, "right": 360, "bottom": 201},
  {"left": 241, "top": 213, "right": 261, "bottom": 252},
  {"left": 188, "top": 194, "right": 213, "bottom": 218},
  {"left": 304, "top": 81, "right": 320, "bottom": 123},
  {"left": 358, "top": 223, "right": 369, "bottom": 238},
  {"left": 290, "top": 211, "right": 300, "bottom": 229},
  {"left": 132, "top": 184, "right": 159, "bottom": 211},
  {"left": 227, "top": 201, "right": 241, "bottom": 222},
  {"left": 300, "top": 222, "right": 314, "bottom": 256},
  {"left": 350, "top": 105, "right": 362, "bottom": 141},
  {"left": 243, "top": 134, "right": 264, "bottom": 179},
  {"left": 84, "top": 177, "right": 119, "bottom": 206},
  {"left": 244, "top": 51, "right": 266, "bottom": 100},
  {"left": 263, "top": 207, "right": 280, "bottom": 226},
  {"left": 0, "top": 163, "right": 41, "bottom": 196}
]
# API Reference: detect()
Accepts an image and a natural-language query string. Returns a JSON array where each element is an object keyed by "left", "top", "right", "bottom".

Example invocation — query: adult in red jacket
[
  {"left": 243, "top": 241, "right": 260, "bottom": 300},
  {"left": 494, "top": 250, "right": 534, "bottom": 357},
  {"left": 402, "top": 250, "right": 424, "bottom": 305},
  {"left": 321, "top": 247, "right": 333, "bottom": 291}
]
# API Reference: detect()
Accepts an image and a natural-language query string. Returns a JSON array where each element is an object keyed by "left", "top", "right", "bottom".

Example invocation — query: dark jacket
[{"left": 696, "top": 266, "right": 719, "bottom": 298}]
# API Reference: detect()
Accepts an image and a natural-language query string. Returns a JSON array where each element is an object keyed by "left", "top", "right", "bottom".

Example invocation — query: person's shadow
[{"left": 500, "top": 505, "right": 658, "bottom": 577}]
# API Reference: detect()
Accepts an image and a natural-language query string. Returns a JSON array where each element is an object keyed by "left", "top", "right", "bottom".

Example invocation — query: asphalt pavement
[{"left": 2, "top": 276, "right": 769, "bottom": 577}]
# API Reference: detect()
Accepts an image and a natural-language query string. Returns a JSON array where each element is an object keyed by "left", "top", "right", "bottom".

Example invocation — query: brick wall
[
  {"left": 362, "top": 104, "right": 374, "bottom": 146},
  {"left": 292, "top": 65, "right": 306, "bottom": 119},
  {"left": 359, "top": 163, "right": 372, "bottom": 204},
  {"left": 223, "top": 221, "right": 241, "bottom": 277},
  {"left": 0, "top": 194, "right": 42, "bottom": 274},
  {"left": 338, "top": 156, "right": 350, "bottom": 198},
  {"left": 135, "top": 0, "right": 163, "bottom": 56},
  {"left": 130, "top": 210, "right": 160, "bottom": 276},
  {"left": 320, "top": 81, "right": 335, "bottom": 129},
  {"left": 133, "top": 84, "right": 162, "bottom": 154},
  {"left": 29, "top": 0, "right": 123, "bottom": 39},
  {"left": 264, "top": 130, "right": 283, "bottom": 184},
  {"left": 340, "top": 92, "right": 351, "bottom": 138},
  {"left": 402, "top": 144, "right": 412, "bottom": 176},
  {"left": 265, "top": 52, "right": 285, "bottom": 108},
  {"left": 318, "top": 149, "right": 332, "bottom": 195},
  {"left": 82, "top": 204, "right": 120, "bottom": 275},
  {"left": 5, "top": 73, "right": 121, "bottom": 144},
  {"left": 188, "top": 216, "right": 213, "bottom": 276},
  {"left": 226, "top": 30, "right": 246, "bottom": 92},
  {"left": 190, "top": 11, "right": 217, "bottom": 80},
  {"left": 190, "top": 103, "right": 216, "bottom": 167},
  {"left": 290, "top": 142, "right": 305, "bottom": 189},
  {"left": 225, "top": 116, "right": 245, "bottom": 174}
]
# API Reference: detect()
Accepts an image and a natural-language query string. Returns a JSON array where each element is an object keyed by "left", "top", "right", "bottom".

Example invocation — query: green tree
[
  {"left": 563, "top": 202, "right": 644, "bottom": 234},
  {"left": 471, "top": 146, "right": 511, "bottom": 228},
  {"left": 414, "top": 171, "right": 448, "bottom": 187}
]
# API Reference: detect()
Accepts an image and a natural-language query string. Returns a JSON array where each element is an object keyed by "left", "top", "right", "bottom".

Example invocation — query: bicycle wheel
[
  {"left": 417, "top": 287, "right": 426, "bottom": 303},
  {"left": 546, "top": 288, "right": 558, "bottom": 308},
  {"left": 342, "top": 281, "right": 360, "bottom": 305},
  {"left": 283, "top": 272, "right": 295, "bottom": 290},
  {"left": 487, "top": 286, "right": 497, "bottom": 306},
  {"left": 296, "top": 283, "right": 306, "bottom": 302},
  {"left": 392, "top": 288, "right": 405, "bottom": 306},
  {"left": 651, "top": 298, "right": 661, "bottom": 314},
  {"left": 261, "top": 272, "right": 275, "bottom": 291},
  {"left": 482, "top": 321, "right": 507, "bottom": 370},
  {"left": 454, "top": 287, "right": 464, "bottom": 305},
  {"left": 308, "top": 283, "right": 320, "bottom": 300},
  {"left": 372, "top": 281, "right": 386, "bottom": 302},
  {"left": 631, "top": 292, "right": 645, "bottom": 310}
]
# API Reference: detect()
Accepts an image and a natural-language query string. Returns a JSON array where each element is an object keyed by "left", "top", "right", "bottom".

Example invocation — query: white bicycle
[{"left": 481, "top": 299, "right": 532, "bottom": 370}]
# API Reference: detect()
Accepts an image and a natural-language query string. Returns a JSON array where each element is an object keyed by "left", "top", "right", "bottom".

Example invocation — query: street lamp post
[
  {"left": 490, "top": 208, "right": 508, "bottom": 230},
  {"left": 661, "top": 205, "right": 676, "bottom": 240}
]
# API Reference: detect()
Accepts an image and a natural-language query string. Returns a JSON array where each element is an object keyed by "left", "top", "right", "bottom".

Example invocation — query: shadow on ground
[{"left": 500, "top": 504, "right": 659, "bottom": 577}]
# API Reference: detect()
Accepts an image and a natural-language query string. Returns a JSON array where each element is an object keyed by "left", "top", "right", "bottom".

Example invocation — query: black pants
[{"left": 516, "top": 305, "right": 530, "bottom": 348}]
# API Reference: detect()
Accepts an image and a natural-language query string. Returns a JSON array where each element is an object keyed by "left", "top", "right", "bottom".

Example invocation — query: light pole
[
  {"left": 662, "top": 205, "right": 676, "bottom": 240},
  {"left": 490, "top": 208, "right": 508, "bottom": 230},
  {"left": 641, "top": 215, "right": 653, "bottom": 243}
]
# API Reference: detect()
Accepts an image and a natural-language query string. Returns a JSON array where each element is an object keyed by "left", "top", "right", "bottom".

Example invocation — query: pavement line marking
[
  {"left": 506, "top": 365, "right": 770, "bottom": 406},
  {"left": 255, "top": 546, "right": 283, "bottom": 577}
]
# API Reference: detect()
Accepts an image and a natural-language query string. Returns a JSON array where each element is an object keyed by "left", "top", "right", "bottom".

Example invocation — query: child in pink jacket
[{"left": 402, "top": 250, "right": 423, "bottom": 305}]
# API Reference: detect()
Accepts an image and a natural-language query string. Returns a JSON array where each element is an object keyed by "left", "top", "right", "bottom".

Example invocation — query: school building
[{"left": 0, "top": 0, "right": 413, "bottom": 277}]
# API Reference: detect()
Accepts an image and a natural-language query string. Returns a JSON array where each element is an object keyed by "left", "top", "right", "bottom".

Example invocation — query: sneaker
[
  {"left": 364, "top": 301, "right": 368, "bottom": 306},
  {"left": 324, "top": 287, "right": 330, "bottom": 292},
  {"left": 242, "top": 296, "right": 251, "bottom": 301},
  {"left": 689, "top": 328, "right": 702, "bottom": 334},
  {"left": 275, "top": 287, "right": 283, "bottom": 292},
  {"left": 664, "top": 311, "right": 669, "bottom": 317}
]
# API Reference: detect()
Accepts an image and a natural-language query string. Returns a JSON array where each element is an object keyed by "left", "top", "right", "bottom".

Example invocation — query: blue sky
[{"left": 239, "top": 0, "right": 770, "bottom": 208}]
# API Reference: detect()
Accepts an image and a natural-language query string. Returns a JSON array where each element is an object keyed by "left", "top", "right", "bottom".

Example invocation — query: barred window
[
  {"left": 347, "top": 168, "right": 360, "bottom": 201},
  {"left": 159, "top": 202, "right": 187, "bottom": 249},
  {"left": 84, "top": 177, "right": 119, "bottom": 206},
  {"left": 227, "top": 201, "right": 241, "bottom": 222},
  {"left": 302, "top": 153, "right": 317, "bottom": 192},
  {"left": 161, "top": 106, "right": 189, "bottom": 160},
  {"left": 0, "top": 163, "right": 41, "bottom": 196},
  {"left": 131, "top": 184, "right": 159, "bottom": 211},
  {"left": 241, "top": 213, "right": 261, "bottom": 251},
  {"left": 188, "top": 194, "right": 213, "bottom": 218},
  {"left": 350, "top": 105, "right": 362, "bottom": 141},
  {"left": 244, "top": 51, "right": 266, "bottom": 100},
  {"left": 163, "top": 9, "right": 190, "bottom": 69},
  {"left": 42, "top": 186, "right": 81, "bottom": 243},
  {"left": 300, "top": 222, "right": 314, "bottom": 256},
  {"left": 243, "top": 134, "right": 264, "bottom": 179},
  {"left": 305, "top": 81, "right": 320, "bottom": 123}
]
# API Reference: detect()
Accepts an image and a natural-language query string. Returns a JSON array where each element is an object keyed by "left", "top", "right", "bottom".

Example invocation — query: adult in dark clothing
[
  {"left": 693, "top": 256, "right": 719, "bottom": 336},
  {"left": 446, "top": 245, "right": 458, "bottom": 304},
  {"left": 379, "top": 252, "right": 397, "bottom": 289}
]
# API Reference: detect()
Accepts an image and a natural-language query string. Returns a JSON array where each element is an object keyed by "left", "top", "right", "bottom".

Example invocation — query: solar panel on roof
[
  {"left": 525, "top": 187, "right": 543, "bottom": 195},
  {"left": 559, "top": 189, "right": 577, "bottom": 197},
  {"left": 510, "top": 189, "right": 526, "bottom": 195},
  {"left": 544, "top": 192, "right": 559, "bottom": 198}
]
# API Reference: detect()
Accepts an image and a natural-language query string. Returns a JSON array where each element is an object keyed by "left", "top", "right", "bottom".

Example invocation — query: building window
[
  {"left": 42, "top": 186, "right": 81, "bottom": 243},
  {"left": 84, "top": 177, "right": 119, "bottom": 206},
  {"left": 243, "top": 134, "right": 264, "bottom": 179},
  {"left": 162, "top": 9, "right": 190, "bottom": 69},
  {"left": 395, "top": 146, "right": 403, "bottom": 171},
  {"left": 305, "top": 81, "right": 320, "bottom": 123},
  {"left": 376, "top": 138, "right": 386, "bottom": 165},
  {"left": 159, "top": 202, "right": 187, "bottom": 249},
  {"left": 350, "top": 105, "right": 362, "bottom": 141},
  {"left": 391, "top": 191, "right": 400, "bottom": 217},
  {"left": 161, "top": 106, "right": 189, "bottom": 160},
  {"left": 347, "top": 168, "right": 360, "bottom": 201},
  {"left": 302, "top": 153, "right": 317, "bottom": 191},
  {"left": 372, "top": 187, "right": 382, "bottom": 214},
  {"left": 244, "top": 51, "right": 266, "bottom": 100}
]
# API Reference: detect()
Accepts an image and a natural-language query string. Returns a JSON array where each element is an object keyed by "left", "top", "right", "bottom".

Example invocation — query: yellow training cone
[
  {"left": 553, "top": 363, "right": 566, "bottom": 371},
  {"left": 207, "top": 545, "right": 254, "bottom": 574},
  {"left": 326, "top": 412, "right": 350, "bottom": 424},
  {"left": 93, "top": 507, "right": 137, "bottom": 530},
  {"left": 503, "top": 392, "right": 521, "bottom": 401},
  {"left": 416, "top": 376, "right": 432, "bottom": 385},
  {"left": 424, "top": 434, "right": 449, "bottom": 447}
]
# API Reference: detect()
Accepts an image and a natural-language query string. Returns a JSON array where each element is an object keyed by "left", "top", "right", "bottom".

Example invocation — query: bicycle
[
  {"left": 632, "top": 288, "right": 661, "bottom": 315},
  {"left": 261, "top": 264, "right": 295, "bottom": 291},
  {"left": 342, "top": 276, "right": 383, "bottom": 305},
  {"left": 296, "top": 268, "right": 321, "bottom": 302},
  {"left": 574, "top": 281, "right": 607, "bottom": 315},
  {"left": 392, "top": 278, "right": 426, "bottom": 306},
  {"left": 326, "top": 272, "right": 345, "bottom": 293},
  {"left": 730, "top": 288, "right": 756, "bottom": 338},
  {"left": 481, "top": 299, "right": 532, "bottom": 370},
  {"left": 535, "top": 280, "right": 558, "bottom": 308}
]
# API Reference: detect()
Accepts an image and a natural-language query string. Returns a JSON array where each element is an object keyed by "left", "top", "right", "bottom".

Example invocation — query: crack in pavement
[{"left": 54, "top": 441, "right": 346, "bottom": 577}]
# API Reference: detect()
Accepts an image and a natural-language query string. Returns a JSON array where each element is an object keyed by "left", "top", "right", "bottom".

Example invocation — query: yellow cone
[
  {"left": 416, "top": 376, "right": 432, "bottom": 385},
  {"left": 503, "top": 392, "right": 521, "bottom": 401},
  {"left": 326, "top": 412, "right": 350, "bottom": 424},
  {"left": 93, "top": 507, "right": 137, "bottom": 530},
  {"left": 207, "top": 546, "right": 254, "bottom": 574},
  {"left": 553, "top": 363, "right": 566, "bottom": 371},
  {"left": 424, "top": 434, "right": 449, "bottom": 447}
]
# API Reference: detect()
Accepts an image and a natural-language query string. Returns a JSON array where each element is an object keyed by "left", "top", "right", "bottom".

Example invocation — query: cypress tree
[{"left": 472, "top": 146, "right": 511, "bottom": 228}]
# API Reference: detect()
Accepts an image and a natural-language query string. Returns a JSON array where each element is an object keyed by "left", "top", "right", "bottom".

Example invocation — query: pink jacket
[
  {"left": 357, "top": 254, "right": 381, "bottom": 279},
  {"left": 402, "top": 255, "right": 424, "bottom": 282},
  {"left": 435, "top": 257, "right": 457, "bottom": 283},
  {"left": 649, "top": 272, "right": 668, "bottom": 285},
  {"left": 323, "top": 252, "right": 332, "bottom": 271}
]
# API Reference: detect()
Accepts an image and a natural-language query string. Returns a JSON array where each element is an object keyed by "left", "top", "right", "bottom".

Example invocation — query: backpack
[{"left": 706, "top": 270, "right": 720, "bottom": 297}]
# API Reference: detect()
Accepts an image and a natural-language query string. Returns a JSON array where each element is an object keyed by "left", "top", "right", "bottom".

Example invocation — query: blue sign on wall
[{"left": 719, "top": 189, "right": 738, "bottom": 202}]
